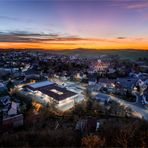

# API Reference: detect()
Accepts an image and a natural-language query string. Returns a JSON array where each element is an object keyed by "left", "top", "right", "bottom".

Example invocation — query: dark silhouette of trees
[{"left": 0, "top": 117, "right": 147, "bottom": 147}]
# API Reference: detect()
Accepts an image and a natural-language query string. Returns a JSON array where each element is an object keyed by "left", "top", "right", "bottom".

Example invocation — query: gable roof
[{"left": 116, "top": 78, "right": 138, "bottom": 89}]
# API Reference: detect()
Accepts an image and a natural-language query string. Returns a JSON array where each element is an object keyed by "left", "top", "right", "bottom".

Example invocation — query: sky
[{"left": 0, "top": 0, "right": 148, "bottom": 50}]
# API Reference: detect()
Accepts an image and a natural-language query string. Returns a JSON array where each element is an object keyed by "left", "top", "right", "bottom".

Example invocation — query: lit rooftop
[
  {"left": 28, "top": 81, "right": 54, "bottom": 89},
  {"left": 25, "top": 81, "right": 77, "bottom": 101}
]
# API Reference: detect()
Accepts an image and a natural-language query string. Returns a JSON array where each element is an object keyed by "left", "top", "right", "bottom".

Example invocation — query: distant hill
[
  {"left": 1, "top": 48, "right": 148, "bottom": 60},
  {"left": 45, "top": 48, "right": 148, "bottom": 60}
]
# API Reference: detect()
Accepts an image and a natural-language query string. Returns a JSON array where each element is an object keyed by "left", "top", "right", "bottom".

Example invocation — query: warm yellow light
[{"left": 0, "top": 37, "right": 148, "bottom": 50}]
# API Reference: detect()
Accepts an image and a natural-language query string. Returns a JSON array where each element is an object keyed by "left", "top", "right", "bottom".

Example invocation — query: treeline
[
  {"left": 0, "top": 99, "right": 147, "bottom": 147},
  {"left": 0, "top": 118, "right": 147, "bottom": 147}
]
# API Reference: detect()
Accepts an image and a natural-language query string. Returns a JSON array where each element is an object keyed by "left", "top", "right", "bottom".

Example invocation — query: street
[{"left": 110, "top": 93, "right": 148, "bottom": 120}]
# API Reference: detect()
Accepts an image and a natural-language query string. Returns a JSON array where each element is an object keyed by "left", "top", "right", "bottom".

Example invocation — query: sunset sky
[{"left": 0, "top": 0, "right": 148, "bottom": 50}]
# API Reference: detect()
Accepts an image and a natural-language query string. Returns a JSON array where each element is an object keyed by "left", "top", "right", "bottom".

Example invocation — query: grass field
[
  {"left": 45, "top": 49, "right": 148, "bottom": 60},
  {"left": 1, "top": 48, "right": 148, "bottom": 60}
]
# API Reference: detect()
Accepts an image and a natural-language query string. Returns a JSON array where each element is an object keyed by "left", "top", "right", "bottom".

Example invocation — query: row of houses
[{"left": 88, "top": 73, "right": 148, "bottom": 107}]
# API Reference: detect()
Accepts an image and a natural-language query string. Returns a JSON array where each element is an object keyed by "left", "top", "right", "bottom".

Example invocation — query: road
[{"left": 110, "top": 93, "right": 148, "bottom": 120}]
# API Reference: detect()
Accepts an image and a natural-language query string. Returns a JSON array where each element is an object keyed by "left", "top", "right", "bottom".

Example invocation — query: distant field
[
  {"left": 46, "top": 49, "right": 148, "bottom": 60},
  {"left": 1, "top": 48, "right": 148, "bottom": 60}
]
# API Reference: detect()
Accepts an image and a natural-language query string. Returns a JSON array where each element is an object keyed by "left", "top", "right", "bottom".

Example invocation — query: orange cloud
[{"left": 0, "top": 35, "right": 148, "bottom": 50}]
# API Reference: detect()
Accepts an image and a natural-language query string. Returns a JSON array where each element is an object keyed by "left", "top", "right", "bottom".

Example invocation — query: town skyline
[{"left": 0, "top": 1, "right": 148, "bottom": 147}]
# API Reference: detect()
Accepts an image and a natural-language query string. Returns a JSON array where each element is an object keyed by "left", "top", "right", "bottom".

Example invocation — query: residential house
[
  {"left": 2, "top": 114, "right": 24, "bottom": 130},
  {"left": 95, "top": 93, "right": 111, "bottom": 105}
]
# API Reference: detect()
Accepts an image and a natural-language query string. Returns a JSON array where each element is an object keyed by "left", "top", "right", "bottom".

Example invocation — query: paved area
[{"left": 110, "top": 93, "right": 148, "bottom": 120}]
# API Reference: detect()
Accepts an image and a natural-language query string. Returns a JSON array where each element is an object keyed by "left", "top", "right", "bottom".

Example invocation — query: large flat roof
[
  {"left": 27, "top": 81, "right": 54, "bottom": 89},
  {"left": 26, "top": 81, "right": 77, "bottom": 101}
]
